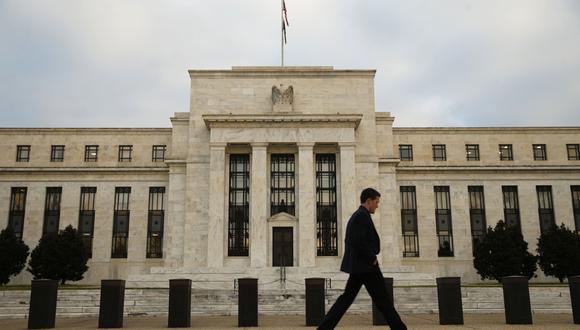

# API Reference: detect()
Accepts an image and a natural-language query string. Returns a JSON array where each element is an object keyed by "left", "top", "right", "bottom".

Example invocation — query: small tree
[
  {"left": 0, "top": 227, "right": 30, "bottom": 285},
  {"left": 473, "top": 220, "right": 537, "bottom": 282},
  {"left": 27, "top": 225, "right": 89, "bottom": 285},
  {"left": 537, "top": 223, "right": 580, "bottom": 282}
]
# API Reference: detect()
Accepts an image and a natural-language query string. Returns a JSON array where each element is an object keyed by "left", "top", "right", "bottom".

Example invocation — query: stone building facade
[{"left": 1, "top": 67, "right": 579, "bottom": 286}]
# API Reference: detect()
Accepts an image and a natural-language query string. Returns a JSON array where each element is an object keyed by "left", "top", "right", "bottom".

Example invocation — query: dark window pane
[
  {"left": 118, "top": 145, "right": 133, "bottom": 162},
  {"left": 228, "top": 154, "right": 250, "bottom": 256},
  {"left": 466, "top": 144, "right": 480, "bottom": 161},
  {"left": 432, "top": 145, "right": 446, "bottom": 161},
  {"left": 533, "top": 144, "right": 547, "bottom": 161},
  {"left": 152, "top": 145, "right": 166, "bottom": 162},
  {"left": 434, "top": 186, "right": 453, "bottom": 257},
  {"left": 399, "top": 145, "right": 413, "bottom": 161},
  {"left": 499, "top": 144, "right": 513, "bottom": 161},
  {"left": 16, "top": 145, "right": 30, "bottom": 162},
  {"left": 400, "top": 186, "right": 419, "bottom": 257},
  {"left": 316, "top": 154, "right": 337, "bottom": 256},
  {"left": 271, "top": 154, "right": 295, "bottom": 216},
  {"left": 43, "top": 187, "right": 62, "bottom": 236},
  {"left": 84, "top": 145, "right": 99, "bottom": 162},
  {"left": 50, "top": 145, "right": 65, "bottom": 162}
]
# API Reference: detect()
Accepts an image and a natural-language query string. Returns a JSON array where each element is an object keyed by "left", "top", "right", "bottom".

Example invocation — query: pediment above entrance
[{"left": 268, "top": 212, "right": 297, "bottom": 223}]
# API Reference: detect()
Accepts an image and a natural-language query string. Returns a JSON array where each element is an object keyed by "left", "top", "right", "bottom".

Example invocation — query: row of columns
[{"left": 207, "top": 142, "right": 357, "bottom": 268}]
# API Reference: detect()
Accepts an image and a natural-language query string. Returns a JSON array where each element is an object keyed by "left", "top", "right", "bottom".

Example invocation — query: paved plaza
[{"left": 0, "top": 313, "right": 577, "bottom": 329}]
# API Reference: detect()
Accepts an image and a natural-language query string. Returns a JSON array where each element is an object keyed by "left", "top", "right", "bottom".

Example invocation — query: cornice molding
[{"left": 202, "top": 113, "right": 362, "bottom": 129}]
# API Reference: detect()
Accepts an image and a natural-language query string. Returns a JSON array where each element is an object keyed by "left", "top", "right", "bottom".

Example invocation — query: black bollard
[
  {"left": 28, "top": 279, "right": 59, "bottom": 329},
  {"left": 502, "top": 276, "right": 532, "bottom": 324},
  {"left": 168, "top": 279, "right": 192, "bottom": 328},
  {"left": 98, "top": 279, "right": 125, "bottom": 328},
  {"left": 436, "top": 277, "right": 464, "bottom": 325},
  {"left": 238, "top": 278, "right": 258, "bottom": 327},
  {"left": 305, "top": 278, "right": 326, "bottom": 326},
  {"left": 372, "top": 277, "right": 394, "bottom": 325},
  {"left": 569, "top": 275, "right": 580, "bottom": 324}
]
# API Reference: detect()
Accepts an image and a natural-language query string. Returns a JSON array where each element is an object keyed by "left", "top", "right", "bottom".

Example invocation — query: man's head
[{"left": 360, "top": 187, "right": 381, "bottom": 214}]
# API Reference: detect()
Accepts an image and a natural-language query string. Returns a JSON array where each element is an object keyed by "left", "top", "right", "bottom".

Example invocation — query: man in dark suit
[{"left": 317, "top": 188, "right": 407, "bottom": 330}]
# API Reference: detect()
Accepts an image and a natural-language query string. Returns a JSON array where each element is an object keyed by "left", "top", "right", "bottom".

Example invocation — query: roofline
[
  {"left": 189, "top": 66, "right": 376, "bottom": 78},
  {"left": 393, "top": 126, "right": 580, "bottom": 133}
]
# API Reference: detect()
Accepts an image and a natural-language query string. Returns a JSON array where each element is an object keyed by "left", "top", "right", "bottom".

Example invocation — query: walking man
[{"left": 317, "top": 188, "right": 407, "bottom": 330}]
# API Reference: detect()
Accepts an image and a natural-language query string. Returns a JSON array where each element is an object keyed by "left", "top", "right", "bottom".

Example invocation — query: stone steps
[{"left": 0, "top": 286, "right": 572, "bottom": 319}]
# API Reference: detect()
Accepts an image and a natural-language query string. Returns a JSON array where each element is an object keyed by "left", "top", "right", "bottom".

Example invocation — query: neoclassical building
[{"left": 1, "top": 66, "right": 579, "bottom": 287}]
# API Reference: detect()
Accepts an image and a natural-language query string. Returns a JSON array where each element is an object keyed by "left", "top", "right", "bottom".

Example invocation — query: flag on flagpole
[
  {"left": 282, "top": 0, "right": 288, "bottom": 44},
  {"left": 283, "top": 0, "right": 289, "bottom": 26}
]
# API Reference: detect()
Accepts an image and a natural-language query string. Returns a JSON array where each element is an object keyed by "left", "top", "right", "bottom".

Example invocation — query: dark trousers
[{"left": 317, "top": 267, "right": 407, "bottom": 330}]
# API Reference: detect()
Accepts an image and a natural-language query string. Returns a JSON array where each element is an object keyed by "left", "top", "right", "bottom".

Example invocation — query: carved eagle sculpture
[{"left": 272, "top": 85, "right": 294, "bottom": 105}]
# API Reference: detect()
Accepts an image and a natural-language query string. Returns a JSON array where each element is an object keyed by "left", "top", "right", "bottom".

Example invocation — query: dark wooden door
[{"left": 272, "top": 227, "right": 293, "bottom": 267}]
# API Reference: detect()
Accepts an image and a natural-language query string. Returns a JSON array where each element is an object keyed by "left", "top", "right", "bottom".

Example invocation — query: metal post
[
  {"left": 168, "top": 279, "right": 192, "bottom": 328},
  {"left": 436, "top": 277, "right": 464, "bottom": 325},
  {"left": 569, "top": 275, "right": 580, "bottom": 324},
  {"left": 28, "top": 279, "right": 58, "bottom": 329},
  {"left": 502, "top": 276, "right": 532, "bottom": 324},
  {"left": 98, "top": 279, "right": 125, "bottom": 328},
  {"left": 305, "top": 278, "right": 326, "bottom": 326},
  {"left": 372, "top": 277, "right": 394, "bottom": 325},
  {"left": 238, "top": 278, "right": 258, "bottom": 327}
]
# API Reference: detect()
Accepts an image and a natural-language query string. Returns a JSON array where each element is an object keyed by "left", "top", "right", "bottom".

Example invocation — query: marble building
[{"left": 1, "top": 66, "right": 579, "bottom": 287}]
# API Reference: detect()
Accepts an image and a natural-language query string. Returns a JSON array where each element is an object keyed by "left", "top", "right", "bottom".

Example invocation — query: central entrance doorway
[{"left": 272, "top": 227, "right": 293, "bottom": 267}]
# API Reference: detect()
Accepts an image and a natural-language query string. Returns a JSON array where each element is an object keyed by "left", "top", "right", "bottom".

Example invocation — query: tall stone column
[
  {"left": 164, "top": 161, "right": 187, "bottom": 268},
  {"left": 339, "top": 143, "right": 357, "bottom": 255},
  {"left": 298, "top": 143, "right": 316, "bottom": 267},
  {"left": 250, "top": 143, "right": 268, "bottom": 268},
  {"left": 207, "top": 143, "right": 226, "bottom": 268},
  {"left": 379, "top": 170, "right": 401, "bottom": 264}
]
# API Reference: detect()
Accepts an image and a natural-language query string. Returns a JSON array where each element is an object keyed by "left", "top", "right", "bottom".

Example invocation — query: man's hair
[{"left": 360, "top": 187, "right": 381, "bottom": 204}]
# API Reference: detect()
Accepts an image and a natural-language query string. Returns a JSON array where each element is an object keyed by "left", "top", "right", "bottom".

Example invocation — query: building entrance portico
[{"left": 202, "top": 114, "right": 361, "bottom": 269}]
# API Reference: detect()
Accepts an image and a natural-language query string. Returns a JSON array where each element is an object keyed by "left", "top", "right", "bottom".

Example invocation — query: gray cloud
[{"left": 0, "top": 0, "right": 579, "bottom": 127}]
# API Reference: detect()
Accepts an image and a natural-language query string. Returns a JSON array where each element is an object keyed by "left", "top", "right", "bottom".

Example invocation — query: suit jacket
[{"left": 340, "top": 205, "right": 381, "bottom": 274}]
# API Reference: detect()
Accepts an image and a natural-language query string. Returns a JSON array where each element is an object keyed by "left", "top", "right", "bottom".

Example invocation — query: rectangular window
[
  {"left": 316, "top": 154, "right": 338, "bottom": 256},
  {"left": 432, "top": 144, "right": 446, "bottom": 161},
  {"left": 50, "top": 145, "right": 65, "bottom": 162},
  {"left": 118, "top": 145, "right": 133, "bottom": 162},
  {"left": 568, "top": 144, "right": 580, "bottom": 160},
  {"left": 502, "top": 186, "right": 521, "bottom": 229},
  {"left": 228, "top": 154, "right": 250, "bottom": 256},
  {"left": 112, "top": 187, "right": 131, "bottom": 258},
  {"left": 536, "top": 186, "right": 555, "bottom": 234},
  {"left": 8, "top": 187, "right": 27, "bottom": 239},
  {"left": 434, "top": 186, "right": 454, "bottom": 257},
  {"left": 533, "top": 144, "right": 547, "bottom": 161},
  {"left": 499, "top": 144, "right": 513, "bottom": 161},
  {"left": 43, "top": 187, "right": 62, "bottom": 237},
  {"left": 572, "top": 186, "right": 580, "bottom": 232},
  {"left": 85, "top": 145, "right": 99, "bottom": 162},
  {"left": 466, "top": 144, "right": 480, "bottom": 161},
  {"left": 468, "top": 186, "right": 487, "bottom": 254},
  {"left": 152, "top": 145, "right": 166, "bottom": 162},
  {"left": 78, "top": 187, "right": 96, "bottom": 258},
  {"left": 400, "top": 186, "right": 419, "bottom": 257},
  {"left": 399, "top": 145, "right": 413, "bottom": 161},
  {"left": 147, "top": 187, "right": 165, "bottom": 258},
  {"left": 16, "top": 145, "right": 30, "bottom": 162},
  {"left": 270, "top": 154, "right": 295, "bottom": 216}
]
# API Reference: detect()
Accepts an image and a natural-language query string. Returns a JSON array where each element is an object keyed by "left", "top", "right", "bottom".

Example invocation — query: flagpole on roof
[{"left": 281, "top": 0, "right": 284, "bottom": 67}]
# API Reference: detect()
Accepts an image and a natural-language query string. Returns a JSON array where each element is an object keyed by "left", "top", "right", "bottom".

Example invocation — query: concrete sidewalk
[{"left": 0, "top": 313, "right": 577, "bottom": 329}]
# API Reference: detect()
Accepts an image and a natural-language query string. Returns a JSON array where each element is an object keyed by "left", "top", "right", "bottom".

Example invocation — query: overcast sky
[{"left": 1, "top": 0, "right": 579, "bottom": 128}]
